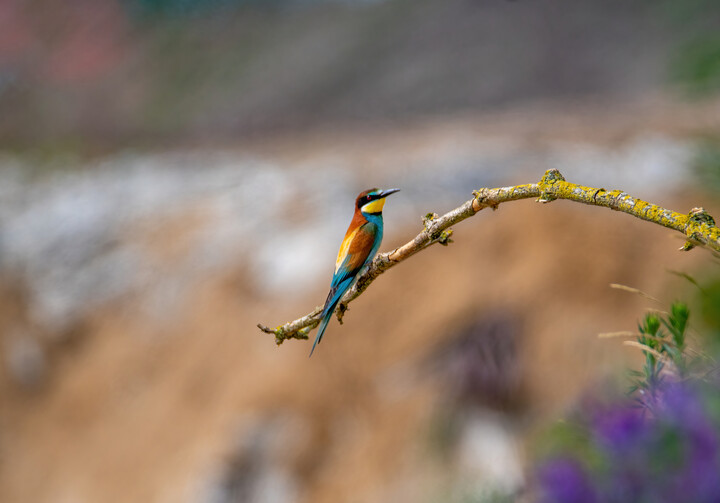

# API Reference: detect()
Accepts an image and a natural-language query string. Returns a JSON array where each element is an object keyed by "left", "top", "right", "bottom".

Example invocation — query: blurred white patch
[
  {"left": 545, "top": 134, "right": 693, "bottom": 195},
  {"left": 456, "top": 408, "right": 524, "bottom": 495}
]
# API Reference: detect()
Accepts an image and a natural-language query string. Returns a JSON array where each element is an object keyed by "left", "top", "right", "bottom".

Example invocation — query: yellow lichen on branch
[
  {"left": 536, "top": 169, "right": 720, "bottom": 251},
  {"left": 258, "top": 169, "right": 720, "bottom": 345}
]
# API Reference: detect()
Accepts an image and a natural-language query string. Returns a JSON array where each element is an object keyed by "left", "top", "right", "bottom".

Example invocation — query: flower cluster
[
  {"left": 538, "top": 383, "right": 720, "bottom": 503},
  {"left": 536, "top": 303, "right": 720, "bottom": 503}
]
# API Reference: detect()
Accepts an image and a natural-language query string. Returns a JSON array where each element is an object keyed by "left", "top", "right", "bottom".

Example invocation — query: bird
[{"left": 309, "top": 187, "right": 400, "bottom": 356}]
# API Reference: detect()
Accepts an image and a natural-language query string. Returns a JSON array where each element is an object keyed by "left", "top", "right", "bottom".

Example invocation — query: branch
[{"left": 258, "top": 169, "right": 720, "bottom": 345}]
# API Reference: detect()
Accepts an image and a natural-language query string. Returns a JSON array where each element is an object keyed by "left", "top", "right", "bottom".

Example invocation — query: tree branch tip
[{"left": 257, "top": 323, "right": 276, "bottom": 334}]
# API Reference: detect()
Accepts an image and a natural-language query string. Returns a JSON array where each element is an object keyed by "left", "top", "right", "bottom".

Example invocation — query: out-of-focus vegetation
[
  {"left": 698, "top": 276, "right": 720, "bottom": 353},
  {"left": 534, "top": 301, "right": 720, "bottom": 503},
  {"left": 663, "top": 0, "right": 720, "bottom": 95}
]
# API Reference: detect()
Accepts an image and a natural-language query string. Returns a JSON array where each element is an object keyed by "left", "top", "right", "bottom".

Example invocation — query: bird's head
[{"left": 356, "top": 188, "right": 400, "bottom": 215}]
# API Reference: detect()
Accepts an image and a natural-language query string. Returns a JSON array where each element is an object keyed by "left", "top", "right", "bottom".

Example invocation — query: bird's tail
[
  {"left": 309, "top": 278, "right": 355, "bottom": 357},
  {"left": 309, "top": 310, "right": 332, "bottom": 357}
]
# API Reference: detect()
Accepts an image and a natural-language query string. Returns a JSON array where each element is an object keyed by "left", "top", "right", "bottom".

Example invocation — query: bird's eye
[{"left": 366, "top": 195, "right": 372, "bottom": 201}]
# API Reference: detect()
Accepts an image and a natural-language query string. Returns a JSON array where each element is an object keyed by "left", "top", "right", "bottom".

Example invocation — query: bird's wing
[
  {"left": 311, "top": 221, "right": 379, "bottom": 357},
  {"left": 331, "top": 221, "right": 378, "bottom": 289},
  {"left": 335, "top": 226, "right": 359, "bottom": 273}
]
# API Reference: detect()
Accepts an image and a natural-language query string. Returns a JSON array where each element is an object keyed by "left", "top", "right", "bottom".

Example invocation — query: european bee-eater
[{"left": 309, "top": 187, "right": 400, "bottom": 356}]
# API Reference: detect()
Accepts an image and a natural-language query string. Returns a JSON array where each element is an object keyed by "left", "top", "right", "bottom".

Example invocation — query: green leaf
[{"left": 641, "top": 314, "right": 661, "bottom": 336}]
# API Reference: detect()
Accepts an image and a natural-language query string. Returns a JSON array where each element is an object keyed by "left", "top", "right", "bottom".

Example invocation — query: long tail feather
[
  {"left": 308, "top": 278, "right": 353, "bottom": 357},
  {"left": 309, "top": 311, "right": 332, "bottom": 357}
]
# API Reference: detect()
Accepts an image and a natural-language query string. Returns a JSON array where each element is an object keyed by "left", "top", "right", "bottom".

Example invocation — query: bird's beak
[{"left": 380, "top": 188, "right": 400, "bottom": 198}]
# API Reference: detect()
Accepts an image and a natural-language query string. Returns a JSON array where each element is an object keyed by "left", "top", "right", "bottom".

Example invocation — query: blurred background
[{"left": 1, "top": 0, "right": 720, "bottom": 502}]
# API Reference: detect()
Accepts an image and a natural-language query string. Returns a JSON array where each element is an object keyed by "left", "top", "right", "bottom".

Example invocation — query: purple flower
[
  {"left": 536, "top": 381, "right": 720, "bottom": 503},
  {"left": 537, "top": 458, "right": 597, "bottom": 503},
  {"left": 592, "top": 403, "right": 647, "bottom": 454},
  {"left": 655, "top": 384, "right": 720, "bottom": 502},
  {"left": 653, "top": 382, "right": 706, "bottom": 424}
]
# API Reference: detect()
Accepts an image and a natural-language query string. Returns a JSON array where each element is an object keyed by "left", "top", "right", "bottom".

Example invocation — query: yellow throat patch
[{"left": 361, "top": 197, "right": 386, "bottom": 214}]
